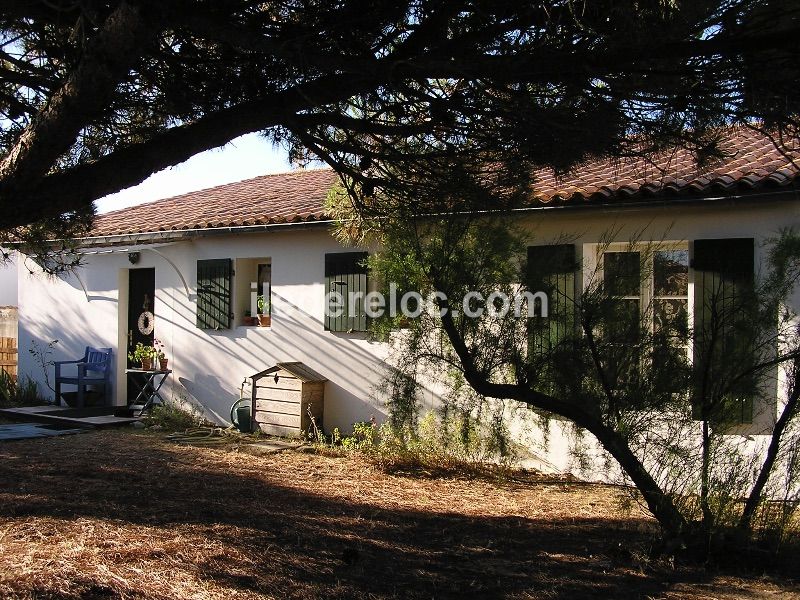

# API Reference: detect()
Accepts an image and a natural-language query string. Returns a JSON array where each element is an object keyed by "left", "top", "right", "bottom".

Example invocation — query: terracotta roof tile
[
  {"left": 91, "top": 168, "right": 338, "bottom": 237},
  {"left": 90, "top": 128, "right": 799, "bottom": 238},
  {"left": 530, "top": 127, "right": 799, "bottom": 206}
]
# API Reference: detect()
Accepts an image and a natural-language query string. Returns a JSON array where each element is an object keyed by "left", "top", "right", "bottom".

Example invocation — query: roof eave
[
  {"left": 74, "top": 187, "right": 800, "bottom": 249},
  {"left": 75, "top": 218, "right": 336, "bottom": 248}
]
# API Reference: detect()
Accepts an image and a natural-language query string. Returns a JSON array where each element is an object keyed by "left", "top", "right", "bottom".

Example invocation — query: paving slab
[
  {"left": 0, "top": 405, "right": 141, "bottom": 428},
  {"left": 0, "top": 422, "right": 87, "bottom": 441}
]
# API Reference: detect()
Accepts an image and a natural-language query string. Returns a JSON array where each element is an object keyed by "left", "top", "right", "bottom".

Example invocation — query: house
[{"left": 16, "top": 127, "right": 800, "bottom": 474}]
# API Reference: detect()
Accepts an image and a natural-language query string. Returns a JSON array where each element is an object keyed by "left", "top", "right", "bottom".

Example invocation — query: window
[
  {"left": 325, "top": 252, "right": 368, "bottom": 332},
  {"left": 653, "top": 250, "right": 690, "bottom": 372},
  {"left": 233, "top": 257, "right": 271, "bottom": 326},
  {"left": 258, "top": 263, "right": 271, "bottom": 317},
  {"left": 598, "top": 246, "right": 689, "bottom": 388},
  {"left": 593, "top": 239, "right": 756, "bottom": 425},
  {"left": 526, "top": 244, "right": 577, "bottom": 356},
  {"left": 197, "top": 259, "right": 232, "bottom": 330}
]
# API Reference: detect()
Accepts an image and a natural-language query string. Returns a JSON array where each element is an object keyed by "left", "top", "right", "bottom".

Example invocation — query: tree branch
[
  {"left": 0, "top": 2, "right": 155, "bottom": 192},
  {"left": 436, "top": 291, "right": 687, "bottom": 539},
  {"left": 1, "top": 71, "right": 379, "bottom": 227},
  {"left": 739, "top": 358, "right": 800, "bottom": 531}
]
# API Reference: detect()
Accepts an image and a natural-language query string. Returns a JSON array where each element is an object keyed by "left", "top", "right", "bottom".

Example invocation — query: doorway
[{"left": 127, "top": 268, "right": 155, "bottom": 401}]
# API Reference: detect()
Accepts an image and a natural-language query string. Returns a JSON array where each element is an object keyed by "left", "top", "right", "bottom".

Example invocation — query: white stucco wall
[
  {"left": 19, "top": 228, "right": 394, "bottom": 430},
  {"left": 16, "top": 197, "right": 800, "bottom": 477}
]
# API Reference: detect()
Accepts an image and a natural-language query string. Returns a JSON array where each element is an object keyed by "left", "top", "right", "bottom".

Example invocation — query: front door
[{"left": 127, "top": 268, "right": 155, "bottom": 401}]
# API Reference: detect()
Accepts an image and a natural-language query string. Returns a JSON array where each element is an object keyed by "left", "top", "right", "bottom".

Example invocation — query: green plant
[
  {"left": 0, "top": 372, "right": 45, "bottom": 408},
  {"left": 341, "top": 420, "right": 377, "bottom": 450},
  {"left": 29, "top": 339, "right": 58, "bottom": 393},
  {"left": 144, "top": 401, "right": 204, "bottom": 431},
  {"left": 128, "top": 342, "right": 156, "bottom": 364},
  {"left": 312, "top": 410, "right": 518, "bottom": 476},
  {"left": 257, "top": 294, "right": 269, "bottom": 315},
  {"left": 0, "top": 370, "right": 15, "bottom": 407},
  {"left": 306, "top": 407, "right": 327, "bottom": 445}
]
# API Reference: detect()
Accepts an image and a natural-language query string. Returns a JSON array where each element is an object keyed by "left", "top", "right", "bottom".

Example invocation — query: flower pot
[
  {"left": 258, "top": 314, "right": 271, "bottom": 327},
  {"left": 159, "top": 358, "right": 169, "bottom": 371},
  {"left": 244, "top": 316, "right": 258, "bottom": 326},
  {"left": 140, "top": 358, "right": 152, "bottom": 370}
]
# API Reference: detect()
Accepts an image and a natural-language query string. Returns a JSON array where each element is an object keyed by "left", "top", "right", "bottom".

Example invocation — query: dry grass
[{"left": 0, "top": 429, "right": 796, "bottom": 599}]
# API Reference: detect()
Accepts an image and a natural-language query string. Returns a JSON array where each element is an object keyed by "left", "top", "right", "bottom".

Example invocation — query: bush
[
  {"left": 0, "top": 371, "right": 46, "bottom": 408},
  {"left": 312, "top": 411, "right": 518, "bottom": 475},
  {"left": 144, "top": 402, "right": 204, "bottom": 432}
]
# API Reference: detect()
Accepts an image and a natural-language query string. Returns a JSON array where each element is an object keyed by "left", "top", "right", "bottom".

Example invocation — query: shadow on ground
[{"left": 0, "top": 431, "right": 796, "bottom": 599}]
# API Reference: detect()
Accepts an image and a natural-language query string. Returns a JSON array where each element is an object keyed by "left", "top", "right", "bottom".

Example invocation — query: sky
[{"left": 93, "top": 133, "right": 295, "bottom": 214}]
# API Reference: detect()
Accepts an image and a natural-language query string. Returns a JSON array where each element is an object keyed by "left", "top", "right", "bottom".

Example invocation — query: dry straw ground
[{"left": 0, "top": 429, "right": 797, "bottom": 599}]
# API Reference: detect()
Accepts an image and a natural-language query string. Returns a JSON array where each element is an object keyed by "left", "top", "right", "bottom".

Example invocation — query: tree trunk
[
  {"left": 739, "top": 365, "right": 800, "bottom": 531},
  {"left": 437, "top": 309, "right": 688, "bottom": 541},
  {"left": 585, "top": 419, "right": 689, "bottom": 541},
  {"left": 700, "top": 419, "right": 713, "bottom": 532}
]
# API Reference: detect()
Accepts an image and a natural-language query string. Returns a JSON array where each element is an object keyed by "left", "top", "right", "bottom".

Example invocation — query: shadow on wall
[
  {"left": 20, "top": 315, "right": 119, "bottom": 404},
  {"left": 167, "top": 286, "right": 450, "bottom": 431},
  {"left": 21, "top": 251, "right": 451, "bottom": 432},
  {"left": 323, "top": 381, "right": 381, "bottom": 428},
  {"left": 160, "top": 284, "right": 395, "bottom": 429},
  {"left": 178, "top": 374, "right": 240, "bottom": 424}
]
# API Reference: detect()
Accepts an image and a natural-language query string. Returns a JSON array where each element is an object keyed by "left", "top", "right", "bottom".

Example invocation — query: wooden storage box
[{"left": 250, "top": 362, "right": 326, "bottom": 437}]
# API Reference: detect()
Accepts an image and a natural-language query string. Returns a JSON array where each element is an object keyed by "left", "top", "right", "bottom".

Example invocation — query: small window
[
  {"left": 258, "top": 263, "right": 271, "bottom": 317},
  {"left": 526, "top": 244, "right": 577, "bottom": 356},
  {"left": 197, "top": 259, "right": 232, "bottom": 330},
  {"left": 596, "top": 246, "right": 690, "bottom": 390},
  {"left": 233, "top": 257, "right": 271, "bottom": 327},
  {"left": 325, "top": 252, "right": 368, "bottom": 332}
]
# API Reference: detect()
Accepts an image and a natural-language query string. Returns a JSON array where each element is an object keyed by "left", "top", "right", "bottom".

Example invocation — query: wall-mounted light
[{"left": 128, "top": 252, "right": 140, "bottom": 264}]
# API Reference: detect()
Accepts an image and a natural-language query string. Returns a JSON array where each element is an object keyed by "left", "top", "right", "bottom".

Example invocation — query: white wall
[
  {"left": 18, "top": 228, "right": 393, "bottom": 430},
  {"left": 17, "top": 198, "right": 800, "bottom": 477}
]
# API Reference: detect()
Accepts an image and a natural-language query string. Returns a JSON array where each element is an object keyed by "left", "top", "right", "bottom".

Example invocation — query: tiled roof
[
  {"left": 530, "top": 127, "right": 799, "bottom": 205},
  {"left": 90, "top": 128, "right": 799, "bottom": 238},
  {"left": 90, "top": 168, "right": 338, "bottom": 237}
]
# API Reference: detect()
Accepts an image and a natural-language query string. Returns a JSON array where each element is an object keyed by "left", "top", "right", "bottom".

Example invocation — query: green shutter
[
  {"left": 692, "top": 238, "right": 755, "bottom": 424},
  {"left": 526, "top": 244, "right": 577, "bottom": 356},
  {"left": 325, "top": 252, "right": 368, "bottom": 332},
  {"left": 197, "top": 259, "right": 232, "bottom": 330}
]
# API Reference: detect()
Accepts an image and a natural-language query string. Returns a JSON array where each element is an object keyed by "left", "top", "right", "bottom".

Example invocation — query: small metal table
[{"left": 126, "top": 368, "right": 172, "bottom": 413}]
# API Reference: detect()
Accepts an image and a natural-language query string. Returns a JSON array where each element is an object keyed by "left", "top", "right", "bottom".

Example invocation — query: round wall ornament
[{"left": 137, "top": 311, "right": 155, "bottom": 335}]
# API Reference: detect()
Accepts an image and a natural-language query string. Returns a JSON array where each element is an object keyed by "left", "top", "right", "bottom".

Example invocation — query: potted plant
[
  {"left": 243, "top": 309, "right": 257, "bottom": 326},
  {"left": 257, "top": 295, "right": 271, "bottom": 327},
  {"left": 128, "top": 342, "right": 155, "bottom": 370},
  {"left": 154, "top": 338, "right": 168, "bottom": 370}
]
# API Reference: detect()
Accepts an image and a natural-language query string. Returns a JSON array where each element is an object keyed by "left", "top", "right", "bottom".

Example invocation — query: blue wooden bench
[{"left": 54, "top": 347, "right": 112, "bottom": 408}]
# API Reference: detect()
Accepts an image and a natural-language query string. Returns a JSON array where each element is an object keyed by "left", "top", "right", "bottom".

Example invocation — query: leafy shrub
[
  {"left": 144, "top": 402, "right": 204, "bottom": 432},
  {"left": 312, "top": 411, "right": 518, "bottom": 475},
  {"left": 341, "top": 420, "right": 377, "bottom": 451},
  {"left": 0, "top": 371, "right": 45, "bottom": 408}
]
